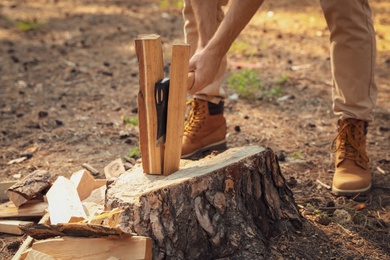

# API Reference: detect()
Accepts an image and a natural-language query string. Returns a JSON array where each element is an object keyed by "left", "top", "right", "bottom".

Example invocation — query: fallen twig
[
  {"left": 318, "top": 206, "right": 344, "bottom": 210},
  {"left": 376, "top": 166, "right": 386, "bottom": 174},
  {"left": 82, "top": 163, "right": 100, "bottom": 176},
  {"left": 316, "top": 179, "right": 331, "bottom": 190}
]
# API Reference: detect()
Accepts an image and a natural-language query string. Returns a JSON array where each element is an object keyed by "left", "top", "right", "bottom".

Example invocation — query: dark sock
[{"left": 208, "top": 100, "right": 224, "bottom": 115}]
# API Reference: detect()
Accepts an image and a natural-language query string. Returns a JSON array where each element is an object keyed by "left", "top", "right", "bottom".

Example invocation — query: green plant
[
  {"left": 123, "top": 116, "right": 138, "bottom": 126},
  {"left": 263, "top": 86, "right": 283, "bottom": 97},
  {"left": 258, "top": 74, "right": 288, "bottom": 100},
  {"left": 291, "top": 151, "right": 304, "bottom": 159},
  {"left": 276, "top": 74, "right": 289, "bottom": 84},
  {"left": 228, "top": 69, "right": 285, "bottom": 100},
  {"left": 16, "top": 19, "right": 41, "bottom": 31},
  {"left": 128, "top": 147, "right": 141, "bottom": 158},
  {"left": 228, "top": 69, "right": 264, "bottom": 99}
]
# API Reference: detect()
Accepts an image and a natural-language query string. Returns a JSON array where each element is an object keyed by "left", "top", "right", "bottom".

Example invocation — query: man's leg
[
  {"left": 320, "top": 0, "right": 378, "bottom": 195},
  {"left": 182, "top": 0, "right": 228, "bottom": 159}
]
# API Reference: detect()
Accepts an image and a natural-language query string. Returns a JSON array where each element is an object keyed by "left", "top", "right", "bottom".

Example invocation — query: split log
[
  {"left": 46, "top": 176, "right": 86, "bottom": 224},
  {"left": 163, "top": 41, "right": 190, "bottom": 175},
  {"left": 135, "top": 34, "right": 165, "bottom": 175},
  {"left": 82, "top": 185, "right": 106, "bottom": 217},
  {"left": 0, "top": 220, "right": 33, "bottom": 235},
  {"left": 0, "top": 181, "right": 16, "bottom": 201},
  {"left": 83, "top": 185, "right": 106, "bottom": 205},
  {"left": 0, "top": 200, "right": 47, "bottom": 219},
  {"left": 70, "top": 169, "right": 106, "bottom": 201},
  {"left": 5, "top": 170, "right": 52, "bottom": 207},
  {"left": 135, "top": 35, "right": 190, "bottom": 176},
  {"left": 70, "top": 169, "right": 96, "bottom": 200},
  {"left": 105, "top": 146, "right": 303, "bottom": 259},
  {"left": 93, "top": 179, "right": 107, "bottom": 190},
  {"left": 29, "top": 235, "right": 152, "bottom": 260}
]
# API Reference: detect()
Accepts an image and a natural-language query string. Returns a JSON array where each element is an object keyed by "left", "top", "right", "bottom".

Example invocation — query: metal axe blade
[{"left": 155, "top": 77, "right": 170, "bottom": 146}]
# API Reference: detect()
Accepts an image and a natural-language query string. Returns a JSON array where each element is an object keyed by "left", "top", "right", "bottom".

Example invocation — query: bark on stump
[{"left": 105, "top": 146, "right": 302, "bottom": 259}]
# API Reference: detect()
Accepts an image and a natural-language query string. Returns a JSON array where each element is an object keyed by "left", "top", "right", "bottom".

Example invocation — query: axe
[{"left": 154, "top": 73, "right": 195, "bottom": 146}]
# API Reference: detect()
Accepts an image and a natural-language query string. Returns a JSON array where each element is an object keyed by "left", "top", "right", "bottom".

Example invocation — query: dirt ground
[{"left": 1, "top": 0, "right": 389, "bottom": 259}]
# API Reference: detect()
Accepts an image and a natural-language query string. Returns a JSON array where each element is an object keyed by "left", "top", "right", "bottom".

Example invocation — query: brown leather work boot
[
  {"left": 181, "top": 98, "right": 227, "bottom": 159},
  {"left": 331, "top": 118, "right": 371, "bottom": 195}
]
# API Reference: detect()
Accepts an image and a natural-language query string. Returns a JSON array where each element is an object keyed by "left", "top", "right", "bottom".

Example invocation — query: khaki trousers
[
  {"left": 320, "top": 0, "right": 377, "bottom": 121},
  {"left": 183, "top": 0, "right": 377, "bottom": 121}
]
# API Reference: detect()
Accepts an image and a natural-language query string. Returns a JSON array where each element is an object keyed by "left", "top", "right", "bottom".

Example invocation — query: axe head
[{"left": 155, "top": 78, "right": 170, "bottom": 146}]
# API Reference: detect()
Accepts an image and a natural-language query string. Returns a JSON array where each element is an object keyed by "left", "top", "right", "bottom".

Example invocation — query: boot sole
[
  {"left": 181, "top": 140, "right": 227, "bottom": 160},
  {"left": 331, "top": 183, "right": 372, "bottom": 196}
]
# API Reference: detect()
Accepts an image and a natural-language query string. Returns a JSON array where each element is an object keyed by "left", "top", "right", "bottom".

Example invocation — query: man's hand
[{"left": 187, "top": 48, "right": 223, "bottom": 94}]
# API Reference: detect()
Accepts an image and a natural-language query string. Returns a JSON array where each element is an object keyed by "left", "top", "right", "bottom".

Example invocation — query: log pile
[
  {"left": 0, "top": 164, "right": 152, "bottom": 260},
  {"left": 106, "top": 146, "right": 303, "bottom": 259}
]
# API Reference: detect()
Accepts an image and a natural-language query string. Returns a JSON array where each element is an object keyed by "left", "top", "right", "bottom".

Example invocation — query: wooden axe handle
[{"left": 187, "top": 72, "right": 195, "bottom": 92}]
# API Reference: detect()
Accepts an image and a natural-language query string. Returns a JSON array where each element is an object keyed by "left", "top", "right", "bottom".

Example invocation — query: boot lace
[
  {"left": 330, "top": 121, "right": 369, "bottom": 163},
  {"left": 184, "top": 99, "right": 206, "bottom": 136}
]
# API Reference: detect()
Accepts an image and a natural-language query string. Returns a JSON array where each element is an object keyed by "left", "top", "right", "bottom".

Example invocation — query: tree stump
[{"left": 105, "top": 146, "right": 302, "bottom": 259}]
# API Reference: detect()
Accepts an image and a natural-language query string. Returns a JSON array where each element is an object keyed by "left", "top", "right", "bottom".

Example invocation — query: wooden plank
[
  {"left": 163, "top": 41, "right": 190, "bottom": 175},
  {"left": 0, "top": 201, "right": 47, "bottom": 219},
  {"left": 31, "top": 235, "right": 152, "bottom": 260},
  {"left": 0, "top": 181, "right": 16, "bottom": 201},
  {"left": 135, "top": 34, "right": 164, "bottom": 175},
  {"left": 46, "top": 176, "right": 86, "bottom": 224},
  {"left": 0, "top": 220, "right": 33, "bottom": 235}
]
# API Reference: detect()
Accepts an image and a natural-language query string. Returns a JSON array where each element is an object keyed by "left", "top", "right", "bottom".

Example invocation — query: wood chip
[{"left": 104, "top": 158, "right": 125, "bottom": 179}]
